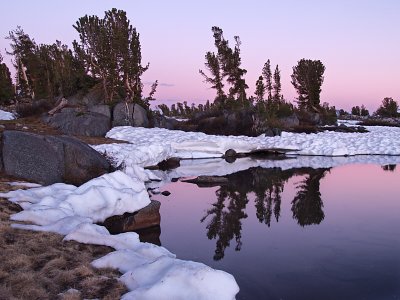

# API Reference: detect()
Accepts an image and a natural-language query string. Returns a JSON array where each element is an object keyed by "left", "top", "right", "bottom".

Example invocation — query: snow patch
[
  {"left": 1, "top": 170, "right": 240, "bottom": 299},
  {"left": 0, "top": 109, "right": 15, "bottom": 120}
]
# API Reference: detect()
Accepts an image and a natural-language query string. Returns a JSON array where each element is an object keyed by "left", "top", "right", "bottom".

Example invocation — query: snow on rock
[
  {"left": 93, "top": 251, "right": 238, "bottom": 300},
  {"left": 0, "top": 109, "right": 15, "bottom": 120},
  {"left": 1, "top": 171, "right": 150, "bottom": 225},
  {"left": 119, "top": 256, "right": 239, "bottom": 300},
  {"left": 1, "top": 170, "right": 240, "bottom": 299},
  {"left": 92, "top": 126, "right": 400, "bottom": 172}
]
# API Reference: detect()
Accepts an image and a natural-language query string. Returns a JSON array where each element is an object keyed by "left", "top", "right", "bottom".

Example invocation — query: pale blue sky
[{"left": 1, "top": 0, "right": 399, "bottom": 110}]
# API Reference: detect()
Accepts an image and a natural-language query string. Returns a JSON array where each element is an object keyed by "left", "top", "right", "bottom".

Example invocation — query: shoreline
[{"left": 0, "top": 179, "right": 126, "bottom": 299}]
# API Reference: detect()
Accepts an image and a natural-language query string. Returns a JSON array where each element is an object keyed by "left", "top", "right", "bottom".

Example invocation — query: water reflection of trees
[
  {"left": 382, "top": 164, "right": 396, "bottom": 172},
  {"left": 200, "top": 167, "right": 330, "bottom": 260},
  {"left": 291, "top": 169, "right": 329, "bottom": 226}
]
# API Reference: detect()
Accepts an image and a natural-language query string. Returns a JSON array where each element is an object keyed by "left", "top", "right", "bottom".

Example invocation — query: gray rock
[
  {"left": 224, "top": 149, "right": 237, "bottom": 158},
  {"left": 44, "top": 111, "right": 111, "bottom": 137},
  {"left": 151, "top": 115, "right": 177, "bottom": 129},
  {"left": 133, "top": 104, "right": 149, "bottom": 127},
  {"left": 60, "top": 107, "right": 79, "bottom": 114},
  {"left": 88, "top": 104, "right": 111, "bottom": 119},
  {"left": 264, "top": 127, "right": 282, "bottom": 137},
  {"left": 67, "top": 85, "right": 105, "bottom": 106},
  {"left": 2, "top": 131, "right": 110, "bottom": 185},
  {"left": 157, "top": 157, "right": 180, "bottom": 170},
  {"left": 280, "top": 114, "right": 300, "bottom": 128},
  {"left": 112, "top": 102, "right": 134, "bottom": 127},
  {"left": 60, "top": 136, "right": 111, "bottom": 185},
  {"left": 112, "top": 103, "right": 149, "bottom": 127}
]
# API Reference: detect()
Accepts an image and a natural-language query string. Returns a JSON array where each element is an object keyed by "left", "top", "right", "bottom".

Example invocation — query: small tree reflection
[
  {"left": 201, "top": 184, "right": 248, "bottom": 260},
  {"left": 291, "top": 168, "right": 329, "bottom": 226},
  {"left": 382, "top": 164, "right": 397, "bottom": 172}
]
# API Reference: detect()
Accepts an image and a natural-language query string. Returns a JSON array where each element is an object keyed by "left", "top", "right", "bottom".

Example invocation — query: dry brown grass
[{"left": 0, "top": 179, "right": 127, "bottom": 299}]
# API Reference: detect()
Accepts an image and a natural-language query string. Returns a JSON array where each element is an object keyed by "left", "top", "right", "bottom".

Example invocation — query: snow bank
[
  {"left": 92, "top": 126, "right": 400, "bottom": 173},
  {"left": 0, "top": 109, "right": 15, "bottom": 120},
  {"left": 1, "top": 170, "right": 239, "bottom": 299}
]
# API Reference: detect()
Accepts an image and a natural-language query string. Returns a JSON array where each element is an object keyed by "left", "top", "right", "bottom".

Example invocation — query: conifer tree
[
  {"left": 272, "top": 65, "right": 281, "bottom": 102},
  {"left": 262, "top": 59, "right": 273, "bottom": 102},
  {"left": 291, "top": 59, "right": 325, "bottom": 111},
  {"left": 74, "top": 8, "right": 154, "bottom": 104},
  {"left": 254, "top": 76, "right": 266, "bottom": 102},
  {"left": 375, "top": 97, "right": 399, "bottom": 117},
  {"left": 199, "top": 52, "right": 225, "bottom": 102},
  {"left": 0, "top": 53, "right": 14, "bottom": 103},
  {"left": 200, "top": 26, "right": 248, "bottom": 105}
]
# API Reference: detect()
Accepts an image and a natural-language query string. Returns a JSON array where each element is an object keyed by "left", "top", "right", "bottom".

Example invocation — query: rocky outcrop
[
  {"left": 43, "top": 109, "right": 111, "bottom": 137},
  {"left": 67, "top": 85, "right": 105, "bottom": 107},
  {"left": 280, "top": 114, "right": 300, "bottom": 128},
  {"left": 2, "top": 131, "right": 110, "bottom": 185},
  {"left": 102, "top": 200, "right": 161, "bottom": 233},
  {"left": 112, "top": 103, "right": 149, "bottom": 127},
  {"left": 151, "top": 114, "right": 178, "bottom": 130},
  {"left": 88, "top": 104, "right": 111, "bottom": 119}
]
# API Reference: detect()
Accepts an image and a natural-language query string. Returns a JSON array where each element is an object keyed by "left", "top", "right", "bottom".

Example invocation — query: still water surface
[{"left": 153, "top": 163, "right": 400, "bottom": 300}]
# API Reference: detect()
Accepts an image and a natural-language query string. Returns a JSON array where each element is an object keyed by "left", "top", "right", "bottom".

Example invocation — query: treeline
[
  {"left": 156, "top": 26, "right": 336, "bottom": 126},
  {"left": 0, "top": 8, "right": 157, "bottom": 109},
  {"left": 342, "top": 97, "right": 399, "bottom": 118}
]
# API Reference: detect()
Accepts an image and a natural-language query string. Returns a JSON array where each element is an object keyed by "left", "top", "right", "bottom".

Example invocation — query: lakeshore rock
[
  {"left": 224, "top": 149, "right": 237, "bottom": 158},
  {"left": 102, "top": 200, "right": 161, "bottom": 233},
  {"left": 112, "top": 103, "right": 149, "bottom": 127},
  {"left": 157, "top": 157, "right": 180, "bottom": 170},
  {"left": 88, "top": 104, "right": 111, "bottom": 119},
  {"left": 2, "top": 131, "right": 110, "bottom": 185},
  {"left": 43, "top": 110, "right": 111, "bottom": 137}
]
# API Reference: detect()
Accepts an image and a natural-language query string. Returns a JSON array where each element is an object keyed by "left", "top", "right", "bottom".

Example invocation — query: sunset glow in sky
[{"left": 1, "top": 0, "right": 399, "bottom": 111}]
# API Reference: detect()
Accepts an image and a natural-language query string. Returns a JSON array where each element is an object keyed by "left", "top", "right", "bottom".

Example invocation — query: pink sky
[{"left": 1, "top": 0, "right": 399, "bottom": 111}]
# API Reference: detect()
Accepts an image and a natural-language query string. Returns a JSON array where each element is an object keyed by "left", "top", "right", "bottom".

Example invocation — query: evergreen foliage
[
  {"left": 73, "top": 8, "right": 154, "bottom": 105},
  {"left": 375, "top": 97, "right": 399, "bottom": 117},
  {"left": 272, "top": 65, "right": 281, "bottom": 102},
  {"left": 262, "top": 59, "right": 273, "bottom": 102},
  {"left": 7, "top": 27, "right": 92, "bottom": 100},
  {"left": 254, "top": 76, "right": 266, "bottom": 103},
  {"left": 199, "top": 27, "right": 248, "bottom": 106},
  {"left": 291, "top": 59, "right": 325, "bottom": 111},
  {"left": 351, "top": 105, "right": 369, "bottom": 116},
  {"left": 0, "top": 53, "right": 14, "bottom": 104}
]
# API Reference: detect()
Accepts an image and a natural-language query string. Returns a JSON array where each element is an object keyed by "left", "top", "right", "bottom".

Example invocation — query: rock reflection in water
[{"left": 197, "top": 167, "right": 329, "bottom": 260}]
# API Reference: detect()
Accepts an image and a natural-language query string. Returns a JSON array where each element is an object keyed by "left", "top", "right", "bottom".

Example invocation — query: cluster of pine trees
[
  {"left": 157, "top": 27, "right": 334, "bottom": 125},
  {"left": 0, "top": 9, "right": 157, "bottom": 109}
]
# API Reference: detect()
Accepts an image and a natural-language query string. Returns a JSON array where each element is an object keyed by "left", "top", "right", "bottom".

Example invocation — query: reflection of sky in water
[{"left": 154, "top": 164, "right": 400, "bottom": 300}]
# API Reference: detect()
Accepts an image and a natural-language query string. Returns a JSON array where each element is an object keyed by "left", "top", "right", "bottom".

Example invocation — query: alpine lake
[{"left": 107, "top": 157, "right": 400, "bottom": 300}]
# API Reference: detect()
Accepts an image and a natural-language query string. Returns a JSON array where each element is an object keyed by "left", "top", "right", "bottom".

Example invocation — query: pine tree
[
  {"left": 262, "top": 59, "right": 272, "bottom": 102},
  {"left": 360, "top": 105, "right": 369, "bottom": 116},
  {"left": 73, "top": 8, "right": 153, "bottom": 104},
  {"left": 254, "top": 76, "right": 265, "bottom": 102},
  {"left": 199, "top": 52, "right": 225, "bottom": 103},
  {"left": 272, "top": 65, "right": 281, "bottom": 102},
  {"left": 351, "top": 106, "right": 361, "bottom": 116},
  {"left": 291, "top": 59, "right": 325, "bottom": 111},
  {"left": 0, "top": 53, "right": 14, "bottom": 104},
  {"left": 6, "top": 27, "right": 38, "bottom": 99},
  {"left": 375, "top": 97, "right": 399, "bottom": 117},
  {"left": 200, "top": 26, "right": 248, "bottom": 105}
]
